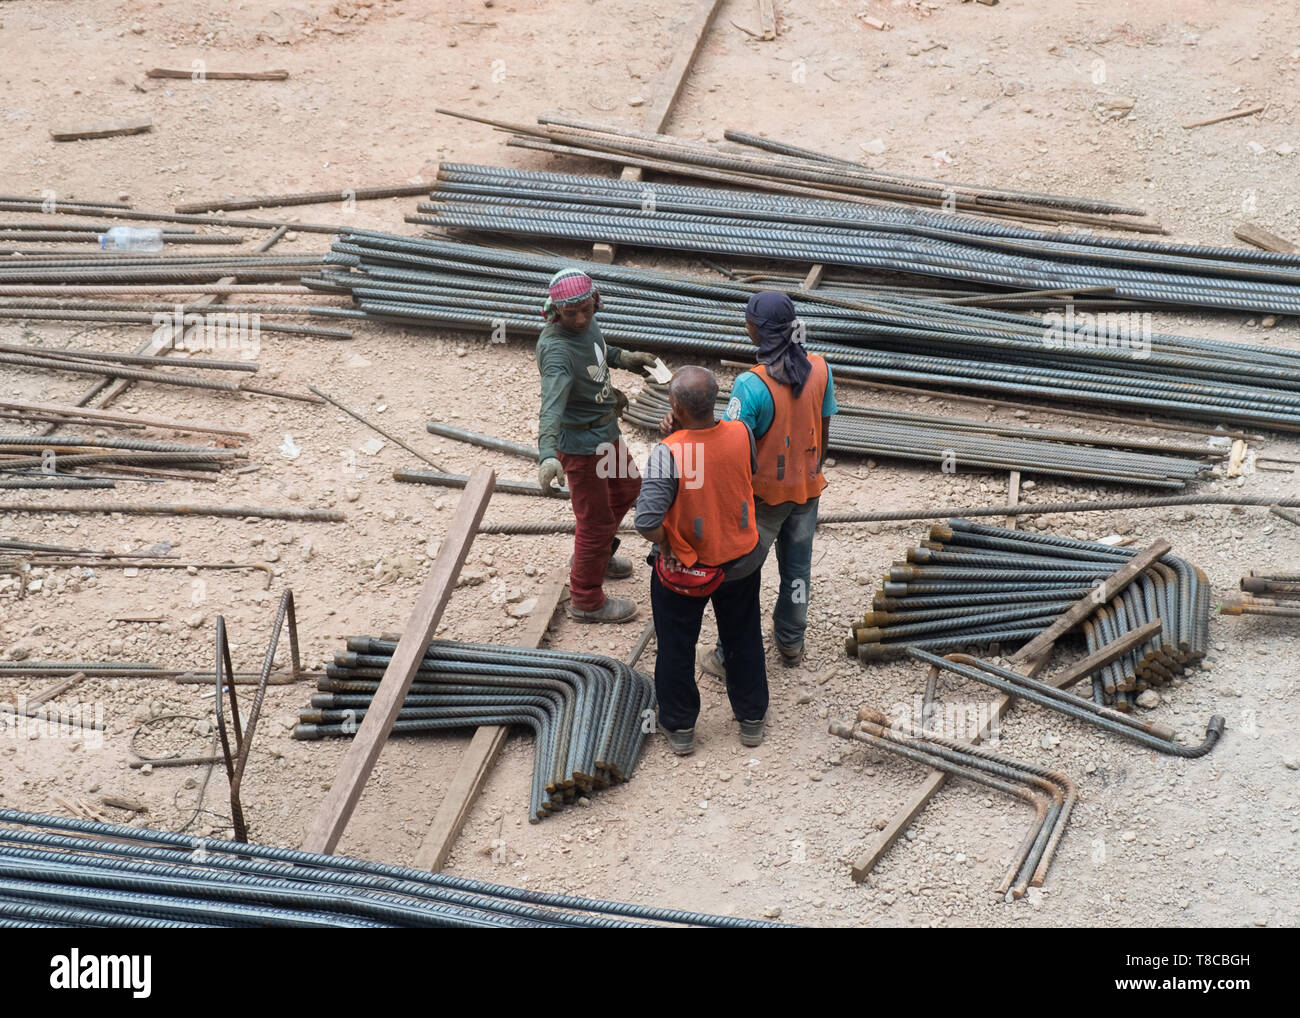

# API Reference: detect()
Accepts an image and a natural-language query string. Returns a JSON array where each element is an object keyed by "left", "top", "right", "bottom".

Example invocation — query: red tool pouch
[{"left": 654, "top": 554, "right": 724, "bottom": 598}]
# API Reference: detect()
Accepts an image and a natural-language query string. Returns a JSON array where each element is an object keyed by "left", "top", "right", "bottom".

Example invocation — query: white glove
[{"left": 538, "top": 457, "right": 564, "bottom": 492}]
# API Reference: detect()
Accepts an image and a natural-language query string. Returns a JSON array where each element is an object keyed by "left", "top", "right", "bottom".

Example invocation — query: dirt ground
[{"left": 1, "top": 0, "right": 1298, "bottom": 927}]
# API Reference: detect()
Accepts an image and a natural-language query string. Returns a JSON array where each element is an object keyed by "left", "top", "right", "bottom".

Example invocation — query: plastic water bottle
[{"left": 98, "top": 226, "right": 164, "bottom": 252}]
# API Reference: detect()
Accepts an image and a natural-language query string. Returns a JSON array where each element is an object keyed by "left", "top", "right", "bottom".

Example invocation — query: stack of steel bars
[
  {"left": 306, "top": 230, "right": 1300, "bottom": 430},
  {"left": 907, "top": 649, "right": 1225, "bottom": 758},
  {"left": 847, "top": 519, "right": 1209, "bottom": 711},
  {"left": 0, "top": 433, "right": 248, "bottom": 487},
  {"left": 438, "top": 110, "right": 1159, "bottom": 232},
  {"left": 830, "top": 709, "right": 1075, "bottom": 900},
  {"left": 414, "top": 163, "right": 1300, "bottom": 315},
  {"left": 0, "top": 809, "right": 776, "bottom": 928},
  {"left": 294, "top": 637, "right": 655, "bottom": 823},
  {"left": 1221, "top": 570, "right": 1300, "bottom": 619},
  {"left": 623, "top": 384, "right": 1217, "bottom": 489}
]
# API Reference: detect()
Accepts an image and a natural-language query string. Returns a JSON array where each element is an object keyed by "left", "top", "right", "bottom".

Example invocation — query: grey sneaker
[
  {"left": 738, "top": 716, "right": 767, "bottom": 747},
  {"left": 664, "top": 726, "right": 695, "bottom": 756},
  {"left": 569, "top": 596, "right": 637, "bottom": 624},
  {"left": 698, "top": 648, "right": 727, "bottom": 680}
]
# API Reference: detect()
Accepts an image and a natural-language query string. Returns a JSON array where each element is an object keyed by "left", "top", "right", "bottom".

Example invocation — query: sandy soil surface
[{"left": 1, "top": 0, "right": 1298, "bottom": 927}]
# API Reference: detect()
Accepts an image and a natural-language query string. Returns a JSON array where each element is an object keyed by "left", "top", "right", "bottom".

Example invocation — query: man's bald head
[{"left": 669, "top": 366, "right": 718, "bottom": 424}]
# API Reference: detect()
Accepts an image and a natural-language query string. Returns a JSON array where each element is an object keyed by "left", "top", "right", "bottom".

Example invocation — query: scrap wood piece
[
  {"left": 50, "top": 116, "right": 153, "bottom": 141},
  {"left": 757, "top": 0, "right": 776, "bottom": 39},
  {"left": 413, "top": 567, "right": 569, "bottom": 872},
  {"left": 302, "top": 467, "right": 496, "bottom": 856},
  {"left": 1181, "top": 105, "right": 1265, "bottom": 130},
  {"left": 146, "top": 68, "right": 289, "bottom": 80},
  {"left": 1233, "top": 222, "right": 1298, "bottom": 254},
  {"left": 1004, "top": 470, "right": 1021, "bottom": 529},
  {"left": 849, "top": 539, "right": 1171, "bottom": 882}
]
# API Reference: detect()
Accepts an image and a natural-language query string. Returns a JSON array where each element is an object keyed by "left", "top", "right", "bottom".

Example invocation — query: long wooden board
[
  {"left": 412, "top": 568, "right": 569, "bottom": 871},
  {"left": 850, "top": 540, "right": 1171, "bottom": 881},
  {"left": 301, "top": 468, "right": 495, "bottom": 855},
  {"left": 592, "top": 0, "right": 723, "bottom": 263}
]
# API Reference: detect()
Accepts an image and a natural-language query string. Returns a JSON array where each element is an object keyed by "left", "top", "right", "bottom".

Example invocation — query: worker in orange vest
[
  {"left": 703, "top": 291, "right": 836, "bottom": 672},
  {"left": 636, "top": 366, "right": 768, "bottom": 755}
]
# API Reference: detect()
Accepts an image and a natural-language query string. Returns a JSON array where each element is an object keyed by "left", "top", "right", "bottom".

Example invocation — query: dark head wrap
[{"left": 746, "top": 291, "right": 811, "bottom": 395}]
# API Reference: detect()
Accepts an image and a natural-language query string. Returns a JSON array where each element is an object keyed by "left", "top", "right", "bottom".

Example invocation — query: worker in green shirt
[{"left": 536, "top": 268, "right": 658, "bottom": 623}]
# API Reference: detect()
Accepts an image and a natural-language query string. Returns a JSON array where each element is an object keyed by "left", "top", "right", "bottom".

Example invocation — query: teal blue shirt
[{"left": 723, "top": 363, "right": 838, "bottom": 438}]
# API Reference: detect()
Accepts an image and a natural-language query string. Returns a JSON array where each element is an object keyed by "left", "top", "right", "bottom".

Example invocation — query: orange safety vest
[
  {"left": 661, "top": 421, "right": 758, "bottom": 568},
  {"left": 751, "top": 353, "right": 829, "bottom": 506}
]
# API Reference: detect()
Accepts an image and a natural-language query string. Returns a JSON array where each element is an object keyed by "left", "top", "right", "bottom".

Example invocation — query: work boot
[
  {"left": 738, "top": 716, "right": 767, "bottom": 748},
  {"left": 569, "top": 596, "right": 637, "bottom": 624},
  {"left": 698, "top": 648, "right": 727, "bottom": 685},
  {"left": 568, "top": 553, "right": 634, "bottom": 580},
  {"left": 663, "top": 726, "right": 695, "bottom": 756},
  {"left": 778, "top": 644, "right": 805, "bottom": 668}
]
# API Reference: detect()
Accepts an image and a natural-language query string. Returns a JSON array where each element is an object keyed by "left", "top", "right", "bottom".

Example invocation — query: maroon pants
[{"left": 559, "top": 439, "right": 642, "bottom": 611}]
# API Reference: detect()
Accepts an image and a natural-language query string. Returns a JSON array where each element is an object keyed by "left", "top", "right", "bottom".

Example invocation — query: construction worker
[
  {"left": 636, "top": 366, "right": 768, "bottom": 755},
  {"left": 702, "top": 291, "right": 836, "bottom": 671},
  {"left": 536, "top": 268, "right": 659, "bottom": 623}
]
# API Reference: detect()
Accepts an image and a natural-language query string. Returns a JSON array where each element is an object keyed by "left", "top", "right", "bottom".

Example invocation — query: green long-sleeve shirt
[{"left": 535, "top": 319, "right": 627, "bottom": 462}]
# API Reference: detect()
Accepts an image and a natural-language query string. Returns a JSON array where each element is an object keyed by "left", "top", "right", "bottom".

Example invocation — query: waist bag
[{"left": 655, "top": 554, "right": 724, "bottom": 598}]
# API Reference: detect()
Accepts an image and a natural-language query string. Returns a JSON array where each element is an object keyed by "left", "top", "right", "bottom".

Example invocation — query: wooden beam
[
  {"left": 412, "top": 567, "right": 569, "bottom": 872},
  {"left": 301, "top": 468, "right": 496, "bottom": 855},
  {"left": 757, "top": 0, "right": 776, "bottom": 40},
  {"left": 850, "top": 540, "right": 1171, "bottom": 881},
  {"left": 1233, "top": 223, "right": 1298, "bottom": 254},
  {"left": 147, "top": 68, "right": 289, "bottom": 81},
  {"left": 1004, "top": 470, "right": 1020, "bottom": 529},
  {"left": 800, "top": 264, "right": 825, "bottom": 290},
  {"left": 1046, "top": 618, "right": 1162, "bottom": 689},
  {"left": 590, "top": 0, "right": 723, "bottom": 263}
]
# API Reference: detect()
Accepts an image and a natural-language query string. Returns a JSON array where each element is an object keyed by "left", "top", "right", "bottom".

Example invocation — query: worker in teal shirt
[{"left": 709, "top": 292, "right": 837, "bottom": 671}]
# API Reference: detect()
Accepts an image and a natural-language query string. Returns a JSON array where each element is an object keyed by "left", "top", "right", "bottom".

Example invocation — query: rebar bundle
[
  {"left": 438, "top": 110, "right": 1154, "bottom": 231},
  {"left": 306, "top": 230, "right": 1300, "bottom": 431},
  {"left": 294, "top": 638, "right": 655, "bottom": 823},
  {"left": 413, "top": 163, "right": 1300, "bottom": 316},
  {"left": 624, "top": 385, "right": 1213, "bottom": 489},
  {"left": 1220, "top": 570, "right": 1300, "bottom": 618},
  {"left": 0, "top": 809, "right": 775, "bottom": 928},
  {"left": 829, "top": 711, "right": 1076, "bottom": 899},
  {"left": 847, "top": 519, "right": 1210, "bottom": 711}
]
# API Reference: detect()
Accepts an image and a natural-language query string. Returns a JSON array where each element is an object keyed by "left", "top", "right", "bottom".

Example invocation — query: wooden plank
[
  {"left": 1047, "top": 618, "right": 1162, "bottom": 689},
  {"left": 1233, "top": 223, "right": 1298, "bottom": 254},
  {"left": 412, "top": 567, "right": 569, "bottom": 872},
  {"left": 850, "top": 540, "right": 1171, "bottom": 881},
  {"left": 800, "top": 264, "right": 825, "bottom": 290},
  {"left": 591, "top": 0, "right": 723, "bottom": 263},
  {"left": 757, "top": 0, "right": 776, "bottom": 40},
  {"left": 147, "top": 68, "right": 289, "bottom": 81},
  {"left": 301, "top": 468, "right": 496, "bottom": 855},
  {"left": 1012, "top": 539, "right": 1170, "bottom": 669},
  {"left": 1181, "top": 105, "right": 1265, "bottom": 130},
  {"left": 50, "top": 117, "right": 152, "bottom": 141},
  {"left": 1004, "top": 470, "right": 1020, "bottom": 529}
]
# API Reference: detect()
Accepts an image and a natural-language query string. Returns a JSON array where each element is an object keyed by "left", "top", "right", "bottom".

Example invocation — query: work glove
[
  {"left": 620, "top": 350, "right": 658, "bottom": 371},
  {"left": 538, "top": 457, "right": 564, "bottom": 492}
]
